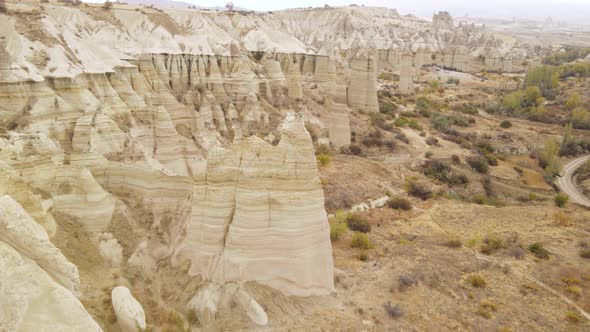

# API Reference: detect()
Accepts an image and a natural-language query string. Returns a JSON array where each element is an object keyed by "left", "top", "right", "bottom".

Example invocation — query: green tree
[
  {"left": 501, "top": 91, "right": 523, "bottom": 112},
  {"left": 539, "top": 138, "right": 562, "bottom": 175},
  {"left": 524, "top": 65, "right": 559, "bottom": 98},
  {"left": 524, "top": 86, "right": 542, "bottom": 106}
]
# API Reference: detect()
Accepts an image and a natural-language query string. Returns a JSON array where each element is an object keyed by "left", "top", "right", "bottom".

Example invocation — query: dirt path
[{"left": 557, "top": 155, "right": 590, "bottom": 207}]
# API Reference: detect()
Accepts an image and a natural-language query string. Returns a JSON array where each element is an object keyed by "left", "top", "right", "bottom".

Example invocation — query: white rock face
[
  {"left": 111, "top": 286, "right": 147, "bottom": 332},
  {"left": 187, "top": 282, "right": 268, "bottom": 326},
  {"left": 0, "top": 195, "right": 80, "bottom": 293},
  {"left": 347, "top": 56, "right": 379, "bottom": 113},
  {"left": 399, "top": 54, "right": 415, "bottom": 94},
  {"left": 0, "top": 196, "right": 102, "bottom": 332},
  {"left": 177, "top": 114, "right": 335, "bottom": 297}
]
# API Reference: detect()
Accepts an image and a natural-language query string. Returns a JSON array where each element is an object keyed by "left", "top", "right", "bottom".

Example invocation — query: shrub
[
  {"left": 395, "top": 132, "right": 409, "bottom": 144},
  {"left": 554, "top": 212, "right": 573, "bottom": 227},
  {"left": 451, "top": 154, "right": 461, "bottom": 164},
  {"left": 415, "top": 97, "right": 430, "bottom": 111},
  {"left": 388, "top": 197, "right": 412, "bottom": 211},
  {"left": 329, "top": 219, "right": 348, "bottom": 242},
  {"left": 480, "top": 234, "right": 504, "bottom": 255},
  {"left": 580, "top": 249, "right": 590, "bottom": 259},
  {"left": 349, "top": 145, "right": 362, "bottom": 155},
  {"left": 359, "top": 251, "right": 369, "bottom": 261},
  {"left": 406, "top": 180, "right": 433, "bottom": 200},
  {"left": 383, "top": 302, "right": 403, "bottom": 318},
  {"left": 345, "top": 214, "right": 371, "bottom": 233},
  {"left": 394, "top": 117, "right": 409, "bottom": 127},
  {"left": 316, "top": 153, "right": 331, "bottom": 167},
  {"left": 398, "top": 274, "right": 417, "bottom": 291},
  {"left": 467, "top": 156, "right": 489, "bottom": 174},
  {"left": 500, "top": 120, "right": 512, "bottom": 129},
  {"left": 565, "top": 311, "right": 582, "bottom": 324},
  {"left": 476, "top": 307, "right": 492, "bottom": 319},
  {"left": 103, "top": 1, "right": 113, "bottom": 9},
  {"left": 472, "top": 194, "right": 487, "bottom": 205},
  {"left": 426, "top": 137, "right": 439, "bottom": 146},
  {"left": 351, "top": 232, "right": 372, "bottom": 250},
  {"left": 508, "top": 247, "right": 526, "bottom": 259},
  {"left": 444, "top": 239, "right": 462, "bottom": 248},
  {"left": 362, "top": 130, "right": 384, "bottom": 147},
  {"left": 0, "top": 0, "right": 6, "bottom": 13},
  {"left": 185, "top": 308, "right": 199, "bottom": 328},
  {"left": 528, "top": 242, "right": 550, "bottom": 259},
  {"left": 408, "top": 119, "right": 422, "bottom": 130},
  {"left": 379, "top": 100, "right": 397, "bottom": 114},
  {"left": 554, "top": 193, "right": 569, "bottom": 208},
  {"left": 482, "top": 177, "right": 494, "bottom": 197},
  {"left": 565, "top": 286, "right": 582, "bottom": 297},
  {"left": 425, "top": 151, "right": 433, "bottom": 158},
  {"left": 466, "top": 275, "right": 487, "bottom": 288},
  {"left": 422, "top": 160, "right": 469, "bottom": 185}
]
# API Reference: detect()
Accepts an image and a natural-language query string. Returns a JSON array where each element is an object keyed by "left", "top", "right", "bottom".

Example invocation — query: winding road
[{"left": 557, "top": 155, "right": 590, "bottom": 207}]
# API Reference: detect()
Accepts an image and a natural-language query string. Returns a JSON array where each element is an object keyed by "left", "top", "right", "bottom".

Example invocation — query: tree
[
  {"left": 524, "top": 65, "right": 559, "bottom": 98},
  {"left": 539, "top": 138, "right": 562, "bottom": 175},
  {"left": 225, "top": 2, "right": 234, "bottom": 12},
  {"left": 524, "top": 86, "right": 542, "bottom": 107},
  {"left": 103, "top": 1, "right": 113, "bottom": 9}
]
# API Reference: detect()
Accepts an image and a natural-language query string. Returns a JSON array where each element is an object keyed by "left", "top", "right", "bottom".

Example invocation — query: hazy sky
[{"left": 90, "top": 0, "right": 590, "bottom": 22}]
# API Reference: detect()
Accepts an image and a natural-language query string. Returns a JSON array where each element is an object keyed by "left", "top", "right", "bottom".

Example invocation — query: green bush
[
  {"left": 345, "top": 214, "right": 371, "bottom": 233},
  {"left": 351, "top": 232, "right": 372, "bottom": 250},
  {"left": 329, "top": 219, "right": 348, "bottom": 242},
  {"left": 415, "top": 97, "right": 431, "bottom": 112},
  {"left": 388, "top": 197, "right": 412, "bottom": 211},
  {"left": 472, "top": 194, "right": 487, "bottom": 205},
  {"left": 480, "top": 234, "right": 504, "bottom": 255},
  {"left": 554, "top": 193, "right": 569, "bottom": 208},
  {"left": 379, "top": 100, "right": 397, "bottom": 114},
  {"left": 467, "top": 156, "right": 489, "bottom": 174},
  {"left": 565, "top": 311, "right": 582, "bottom": 324},
  {"left": 358, "top": 251, "right": 369, "bottom": 261},
  {"left": 580, "top": 249, "right": 590, "bottom": 259},
  {"left": 466, "top": 275, "right": 487, "bottom": 288},
  {"left": 500, "top": 120, "right": 512, "bottom": 128},
  {"left": 422, "top": 160, "right": 469, "bottom": 185},
  {"left": 394, "top": 117, "right": 409, "bottom": 127},
  {"left": 408, "top": 119, "right": 422, "bottom": 130},
  {"left": 528, "top": 242, "right": 550, "bottom": 259},
  {"left": 316, "top": 153, "right": 331, "bottom": 167}
]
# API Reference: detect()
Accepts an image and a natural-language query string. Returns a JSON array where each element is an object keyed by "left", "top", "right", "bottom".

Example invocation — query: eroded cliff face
[{"left": 177, "top": 113, "right": 334, "bottom": 297}]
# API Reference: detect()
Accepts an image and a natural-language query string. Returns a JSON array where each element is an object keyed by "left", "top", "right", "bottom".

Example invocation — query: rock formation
[
  {"left": 347, "top": 55, "right": 379, "bottom": 113},
  {"left": 399, "top": 53, "right": 415, "bottom": 94},
  {"left": 176, "top": 113, "right": 334, "bottom": 297},
  {"left": 111, "top": 286, "right": 147, "bottom": 332},
  {"left": 0, "top": 195, "right": 103, "bottom": 331}
]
